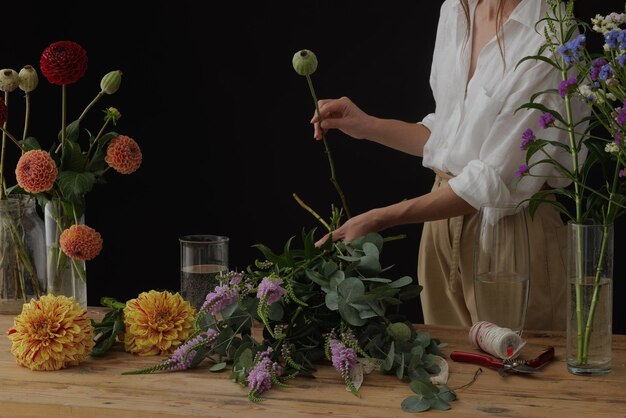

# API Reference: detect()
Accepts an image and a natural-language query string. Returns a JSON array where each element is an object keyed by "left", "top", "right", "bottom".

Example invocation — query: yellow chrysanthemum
[
  {"left": 7, "top": 295, "right": 95, "bottom": 371},
  {"left": 123, "top": 290, "right": 195, "bottom": 356}
]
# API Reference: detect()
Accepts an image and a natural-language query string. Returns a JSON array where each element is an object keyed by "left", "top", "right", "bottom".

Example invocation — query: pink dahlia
[
  {"left": 105, "top": 135, "right": 142, "bottom": 174},
  {"left": 59, "top": 224, "right": 103, "bottom": 260},
  {"left": 0, "top": 97, "right": 7, "bottom": 125},
  {"left": 15, "top": 149, "right": 58, "bottom": 193},
  {"left": 40, "top": 40, "right": 88, "bottom": 85}
]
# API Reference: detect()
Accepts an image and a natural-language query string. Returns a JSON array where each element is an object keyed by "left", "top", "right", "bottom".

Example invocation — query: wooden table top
[{"left": 1, "top": 308, "right": 626, "bottom": 418}]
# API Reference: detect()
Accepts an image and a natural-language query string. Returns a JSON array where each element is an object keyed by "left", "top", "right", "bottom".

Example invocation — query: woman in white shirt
[{"left": 312, "top": 0, "right": 587, "bottom": 331}]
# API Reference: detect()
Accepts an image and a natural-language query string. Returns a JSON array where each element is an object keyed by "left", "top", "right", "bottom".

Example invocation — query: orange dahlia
[
  {"left": 40, "top": 40, "right": 88, "bottom": 85},
  {"left": 7, "top": 294, "right": 95, "bottom": 371},
  {"left": 105, "top": 135, "right": 142, "bottom": 174},
  {"left": 59, "top": 224, "right": 103, "bottom": 260},
  {"left": 15, "top": 149, "right": 58, "bottom": 193},
  {"left": 124, "top": 290, "right": 196, "bottom": 356}
]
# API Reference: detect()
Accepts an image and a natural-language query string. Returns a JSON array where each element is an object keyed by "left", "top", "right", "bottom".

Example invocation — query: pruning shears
[{"left": 450, "top": 346, "right": 555, "bottom": 376}]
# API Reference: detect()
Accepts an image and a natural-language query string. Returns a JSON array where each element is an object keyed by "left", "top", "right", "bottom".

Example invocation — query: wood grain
[{"left": 1, "top": 308, "right": 625, "bottom": 418}]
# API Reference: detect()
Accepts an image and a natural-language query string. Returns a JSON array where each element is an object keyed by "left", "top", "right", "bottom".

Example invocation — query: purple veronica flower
[
  {"left": 557, "top": 34, "right": 586, "bottom": 65},
  {"left": 515, "top": 164, "right": 529, "bottom": 178},
  {"left": 330, "top": 339, "right": 357, "bottom": 375},
  {"left": 604, "top": 29, "right": 620, "bottom": 49},
  {"left": 257, "top": 277, "right": 287, "bottom": 305},
  {"left": 247, "top": 347, "right": 283, "bottom": 395},
  {"left": 520, "top": 128, "right": 536, "bottom": 150},
  {"left": 616, "top": 131, "right": 623, "bottom": 145},
  {"left": 591, "top": 59, "right": 608, "bottom": 81},
  {"left": 620, "top": 168, "right": 626, "bottom": 178},
  {"left": 618, "top": 55, "right": 626, "bottom": 68},
  {"left": 558, "top": 77, "right": 577, "bottom": 97},
  {"left": 163, "top": 329, "right": 219, "bottom": 371},
  {"left": 201, "top": 284, "right": 239, "bottom": 315},
  {"left": 539, "top": 113, "right": 556, "bottom": 129}
]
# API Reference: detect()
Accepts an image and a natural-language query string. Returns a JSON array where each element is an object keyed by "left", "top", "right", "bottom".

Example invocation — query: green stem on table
[{"left": 304, "top": 74, "right": 351, "bottom": 219}]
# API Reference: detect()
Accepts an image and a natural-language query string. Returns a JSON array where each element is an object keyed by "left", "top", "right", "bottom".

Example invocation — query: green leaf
[
  {"left": 325, "top": 291, "right": 339, "bottom": 310},
  {"left": 428, "top": 397, "right": 451, "bottom": 411},
  {"left": 20, "top": 136, "right": 41, "bottom": 150},
  {"left": 396, "top": 353, "right": 405, "bottom": 379},
  {"left": 361, "top": 242, "right": 379, "bottom": 258},
  {"left": 338, "top": 277, "right": 365, "bottom": 303},
  {"left": 389, "top": 276, "right": 413, "bottom": 288},
  {"left": 382, "top": 342, "right": 395, "bottom": 371},
  {"left": 338, "top": 300, "right": 367, "bottom": 326},
  {"left": 209, "top": 362, "right": 227, "bottom": 371},
  {"left": 401, "top": 396, "right": 431, "bottom": 413},
  {"left": 56, "top": 171, "right": 96, "bottom": 199},
  {"left": 59, "top": 119, "right": 81, "bottom": 143},
  {"left": 437, "top": 386, "right": 457, "bottom": 402},
  {"left": 356, "top": 254, "right": 381, "bottom": 274},
  {"left": 61, "top": 140, "right": 88, "bottom": 171},
  {"left": 409, "top": 380, "right": 437, "bottom": 398}
]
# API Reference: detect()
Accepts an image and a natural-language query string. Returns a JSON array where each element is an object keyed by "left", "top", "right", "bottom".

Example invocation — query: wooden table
[{"left": 1, "top": 308, "right": 626, "bottom": 418}]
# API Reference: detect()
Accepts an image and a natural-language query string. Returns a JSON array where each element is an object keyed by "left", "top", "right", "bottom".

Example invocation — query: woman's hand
[
  {"left": 311, "top": 96, "right": 373, "bottom": 141},
  {"left": 314, "top": 209, "right": 383, "bottom": 247}
]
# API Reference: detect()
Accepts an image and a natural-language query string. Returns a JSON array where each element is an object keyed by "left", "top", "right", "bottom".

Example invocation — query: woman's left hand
[{"left": 314, "top": 209, "right": 383, "bottom": 247}]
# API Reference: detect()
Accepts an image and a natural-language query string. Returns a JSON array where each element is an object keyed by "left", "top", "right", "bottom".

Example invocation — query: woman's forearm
[{"left": 365, "top": 117, "right": 431, "bottom": 157}]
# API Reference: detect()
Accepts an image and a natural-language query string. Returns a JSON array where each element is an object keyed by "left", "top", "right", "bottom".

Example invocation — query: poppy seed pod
[
  {"left": 18, "top": 65, "right": 39, "bottom": 92},
  {"left": 100, "top": 70, "right": 122, "bottom": 94},
  {"left": 0, "top": 69, "right": 20, "bottom": 93},
  {"left": 292, "top": 49, "right": 318, "bottom": 76}
]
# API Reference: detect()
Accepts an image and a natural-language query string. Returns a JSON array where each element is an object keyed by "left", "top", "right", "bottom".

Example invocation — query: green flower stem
[
  {"left": 22, "top": 92, "right": 31, "bottom": 142},
  {"left": 61, "top": 84, "right": 67, "bottom": 156},
  {"left": 304, "top": 74, "right": 351, "bottom": 219},
  {"left": 85, "top": 118, "right": 110, "bottom": 165},
  {"left": 77, "top": 91, "right": 104, "bottom": 123},
  {"left": 292, "top": 192, "right": 331, "bottom": 231},
  {"left": 0, "top": 127, "right": 26, "bottom": 151},
  {"left": 1, "top": 91, "right": 9, "bottom": 200}
]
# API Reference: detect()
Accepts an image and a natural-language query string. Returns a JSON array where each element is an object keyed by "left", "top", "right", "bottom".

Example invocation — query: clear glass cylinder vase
[
  {"left": 566, "top": 222, "right": 613, "bottom": 375},
  {"left": 44, "top": 199, "right": 87, "bottom": 307},
  {"left": 0, "top": 195, "right": 46, "bottom": 314}
]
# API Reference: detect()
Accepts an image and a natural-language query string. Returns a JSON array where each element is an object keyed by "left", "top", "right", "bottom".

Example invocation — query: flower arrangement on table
[
  {"left": 0, "top": 40, "right": 143, "bottom": 306},
  {"left": 516, "top": 0, "right": 625, "bottom": 372},
  {"left": 7, "top": 49, "right": 461, "bottom": 414}
]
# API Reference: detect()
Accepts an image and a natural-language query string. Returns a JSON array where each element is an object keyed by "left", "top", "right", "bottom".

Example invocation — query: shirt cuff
[
  {"left": 419, "top": 113, "right": 436, "bottom": 132},
  {"left": 447, "top": 160, "right": 513, "bottom": 210}
]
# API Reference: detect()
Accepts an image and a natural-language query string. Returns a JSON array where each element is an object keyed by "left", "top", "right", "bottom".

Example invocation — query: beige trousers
[{"left": 417, "top": 171, "right": 568, "bottom": 331}]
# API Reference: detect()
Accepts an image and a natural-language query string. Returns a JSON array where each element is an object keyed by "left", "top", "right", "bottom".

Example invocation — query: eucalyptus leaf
[
  {"left": 428, "top": 397, "right": 451, "bottom": 411},
  {"left": 210, "top": 362, "right": 227, "bottom": 372},
  {"left": 401, "top": 396, "right": 431, "bottom": 413}
]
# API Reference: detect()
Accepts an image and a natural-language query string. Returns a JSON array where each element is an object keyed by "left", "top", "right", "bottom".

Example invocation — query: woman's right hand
[{"left": 311, "top": 96, "right": 372, "bottom": 141}]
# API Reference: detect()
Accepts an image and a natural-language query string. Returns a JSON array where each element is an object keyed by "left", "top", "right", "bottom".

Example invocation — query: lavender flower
[
  {"left": 590, "top": 59, "right": 608, "bottom": 81},
  {"left": 257, "top": 276, "right": 287, "bottom": 305},
  {"left": 330, "top": 339, "right": 357, "bottom": 375},
  {"left": 620, "top": 168, "right": 626, "bottom": 178},
  {"left": 247, "top": 347, "right": 283, "bottom": 398},
  {"left": 520, "top": 129, "right": 535, "bottom": 151},
  {"left": 558, "top": 34, "right": 586, "bottom": 64},
  {"left": 616, "top": 131, "right": 623, "bottom": 145},
  {"left": 558, "top": 77, "right": 577, "bottom": 97},
  {"left": 616, "top": 103, "right": 626, "bottom": 127},
  {"left": 599, "top": 63, "right": 614, "bottom": 81},
  {"left": 515, "top": 164, "right": 529, "bottom": 178},
  {"left": 539, "top": 113, "right": 556, "bottom": 129},
  {"left": 201, "top": 284, "right": 240, "bottom": 315},
  {"left": 142, "top": 328, "right": 219, "bottom": 373}
]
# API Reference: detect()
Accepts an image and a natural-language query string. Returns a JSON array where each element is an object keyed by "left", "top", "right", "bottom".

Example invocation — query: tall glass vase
[
  {"left": 0, "top": 196, "right": 46, "bottom": 314},
  {"left": 566, "top": 222, "right": 613, "bottom": 375},
  {"left": 44, "top": 199, "right": 87, "bottom": 307}
]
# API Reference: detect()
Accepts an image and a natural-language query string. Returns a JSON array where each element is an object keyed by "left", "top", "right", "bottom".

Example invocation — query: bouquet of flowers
[
  {"left": 0, "top": 40, "right": 143, "bottom": 306},
  {"left": 90, "top": 50, "right": 459, "bottom": 413},
  {"left": 517, "top": 0, "right": 625, "bottom": 373}
]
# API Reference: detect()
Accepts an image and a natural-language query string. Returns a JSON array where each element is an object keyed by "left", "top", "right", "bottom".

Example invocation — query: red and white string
[{"left": 469, "top": 321, "right": 526, "bottom": 359}]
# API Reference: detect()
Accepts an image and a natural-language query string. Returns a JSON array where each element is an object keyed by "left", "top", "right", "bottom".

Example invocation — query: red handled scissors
[{"left": 450, "top": 346, "right": 555, "bottom": 376}]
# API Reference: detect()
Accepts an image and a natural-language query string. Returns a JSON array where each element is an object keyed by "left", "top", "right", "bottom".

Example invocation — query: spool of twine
[{"left": 468, "top": 321, "right": 526, "bottom": 359}]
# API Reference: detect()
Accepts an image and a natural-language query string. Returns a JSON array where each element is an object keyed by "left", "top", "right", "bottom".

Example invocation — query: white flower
[{"left": 605, "top": 142, "right": 619, "bottom": 155}]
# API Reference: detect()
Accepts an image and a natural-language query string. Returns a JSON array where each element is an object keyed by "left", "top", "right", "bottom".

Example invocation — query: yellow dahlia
[
  {"left": 124, "top": 290, "right": 195, "bottom": 356},
  {"left": 7, "top": 295, "right": 95, "bottom": 371}
]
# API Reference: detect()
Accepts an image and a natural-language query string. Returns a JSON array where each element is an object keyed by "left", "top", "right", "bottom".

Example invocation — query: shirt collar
[{"left": 452, "top": 0, "right": 542, "bottom": 30}]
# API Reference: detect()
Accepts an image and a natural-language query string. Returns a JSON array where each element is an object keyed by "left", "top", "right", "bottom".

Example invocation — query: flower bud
[
  {"left": 292, "top": 49, "right": 318, "bottom": 76},
  {"left": 386, "top": 322, "right": 412, "bottom": 343},
  {"left": 100, "top": 70, "right": 122, "bottom": 94},
  {"left": 0, "top": 69, "right": 20, "bottom": 92},
  {"left": 18, "top": 65, "right": 39, "bottom": 92},
  {"left": 104, "top": 107, "right": 122, "bottom": 124}
]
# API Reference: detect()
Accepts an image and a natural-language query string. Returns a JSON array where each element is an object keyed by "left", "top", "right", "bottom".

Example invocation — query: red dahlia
[{"left": 40, "top": 40, "right": 88, "bottom": 85}]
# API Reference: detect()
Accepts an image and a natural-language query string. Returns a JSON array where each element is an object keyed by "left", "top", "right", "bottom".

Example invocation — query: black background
[{"left": 2, "top": 1, "right": 622, "bottom": 332}]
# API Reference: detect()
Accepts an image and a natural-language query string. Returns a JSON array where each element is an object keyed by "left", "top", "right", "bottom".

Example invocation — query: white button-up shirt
[{"left": 421, "top": 0, "right": 588, "bottom": 209}]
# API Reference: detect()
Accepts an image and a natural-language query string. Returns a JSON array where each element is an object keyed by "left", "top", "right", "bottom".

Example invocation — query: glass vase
[
  {"left": 473, "top": 204, "right": 530, "bottom": 336},
  {"left": 0, "top": 195, "right": 46, "bottom": 314},
  {"left": 44, "top": 199, "right": 87, "bottom": 307},
  {"left": 566, "top": 222, "right": 613, "bottom": 375}
]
